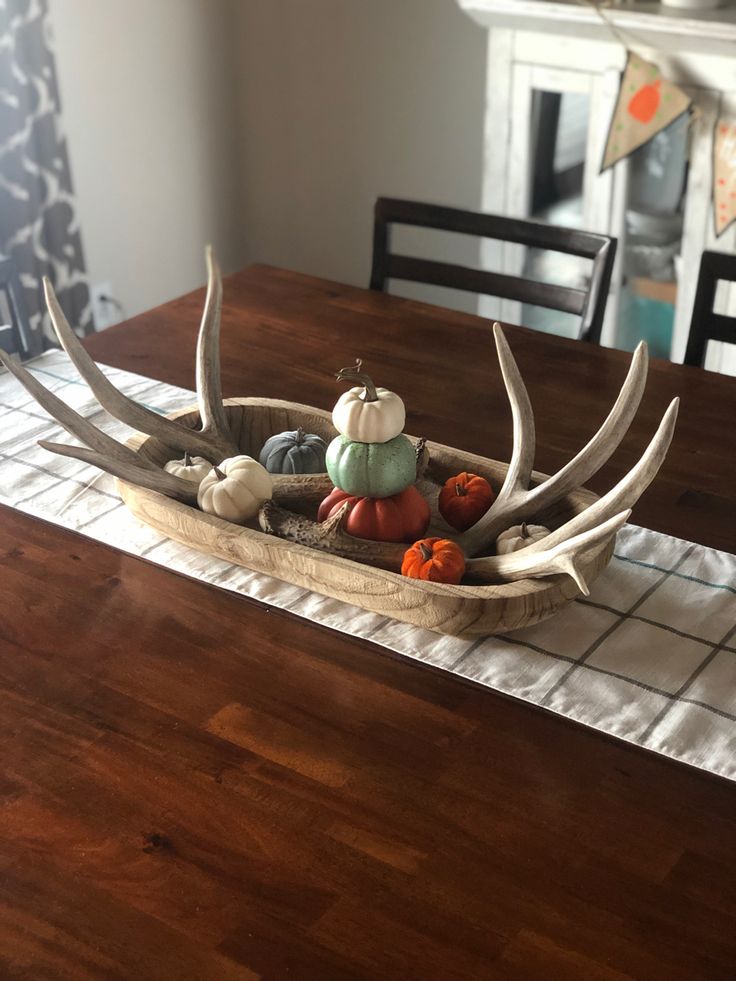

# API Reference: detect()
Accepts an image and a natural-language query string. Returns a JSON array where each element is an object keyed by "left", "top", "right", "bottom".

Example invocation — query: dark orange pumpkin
[
  {"left": 317, "top": 484, "right": 430, "bottom": 543},
  {"left": 401, "top": 537, "right": 466, "bottom": 584},
  {"left": 438, "top": 471, "right": 494, "bottom": 531}
]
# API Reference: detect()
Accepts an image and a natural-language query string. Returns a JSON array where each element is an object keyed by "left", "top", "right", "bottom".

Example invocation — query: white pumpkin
[
  {"left": 495, "top": 522, "right": 550, "bottom": 554},
  {"left": 333, "top": 360, "right": 405, "bottom": 444},
  {"left": 197, "top": 455, "right": 273, "bottom": 524},
  {"left": 164, "top": 452, "right": 212, "bottom": 485}
]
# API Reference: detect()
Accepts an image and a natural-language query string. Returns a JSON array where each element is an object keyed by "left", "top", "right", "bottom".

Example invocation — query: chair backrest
[
  {"left": 684, "top": 250, "right": 736, "bottom": 368},
  {"left": 370, "top": 197, "right": 616, "bottom": 343},
  {"left": 0, "top": 255, "right": 43, "bottom": 361}
]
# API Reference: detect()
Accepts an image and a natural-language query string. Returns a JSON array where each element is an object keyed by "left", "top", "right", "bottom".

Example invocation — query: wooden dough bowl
[{"left": 118, "top": 398, "right": 614, "bottom": 638}]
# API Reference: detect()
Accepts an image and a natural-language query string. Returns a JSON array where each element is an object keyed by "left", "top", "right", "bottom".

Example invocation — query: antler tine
[
  {"left": 38, "top": 440, "right": 199, "bottom": 504},
  {"left": 465, "top": 510, "right": 631, "bottom": 593},
  {"left": 42, "top": 276, "right": 229, "bottom": 462},
  {"left": 458, "top": 334, "right": 650, "bottom": 556},
  {"left": 0, "top": 348, "right": 146, "bottom": 468},
  {"left": 196, "top": 246, "right": 235, "bottom": 455},
  {"left": 524, "top": 340, "right": 648, "bottom": 512},
  {"left": 493, "top": 322, "right": 535, "bottom": 497},
  {"left": 524, "top": 397, "right": 679, "bottom": 553},
  {"left": 466, "top": 398, "right": 678, "bottom": 579}
]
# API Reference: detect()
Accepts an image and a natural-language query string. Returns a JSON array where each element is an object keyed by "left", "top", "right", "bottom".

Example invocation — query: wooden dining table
[{"left": 2, "top": 265, "right": 736, "bottom": 981}]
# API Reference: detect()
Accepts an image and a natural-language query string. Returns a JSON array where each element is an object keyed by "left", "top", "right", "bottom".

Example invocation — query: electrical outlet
[{"left": 90, "top": 281, "right": 117, "bottom": 330}]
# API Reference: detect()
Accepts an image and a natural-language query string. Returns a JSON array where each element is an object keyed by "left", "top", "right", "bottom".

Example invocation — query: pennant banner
[
  {"left": 601, "top": 52, "right": 691, "bottom": 172},
  {"left": 714, "top": 118, "right": 736, "bottom": 237}
]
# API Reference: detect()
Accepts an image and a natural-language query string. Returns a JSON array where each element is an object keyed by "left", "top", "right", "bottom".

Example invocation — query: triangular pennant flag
[
  {"left": 714, "top": 118, "right": 736, "bottom": 237},
  {"left": 601, "top": 52, "right": 691, "bottom": 172}
]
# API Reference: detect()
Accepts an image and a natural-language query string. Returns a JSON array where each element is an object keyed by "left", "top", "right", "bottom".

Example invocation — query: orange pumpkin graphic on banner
[{"left": 628, "top": 79, "right": 661, "bottom": 124}]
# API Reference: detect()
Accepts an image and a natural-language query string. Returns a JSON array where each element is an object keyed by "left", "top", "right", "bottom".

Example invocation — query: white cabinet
[{"left": 458, "top": 0, "right": 736, "bottom": 373}]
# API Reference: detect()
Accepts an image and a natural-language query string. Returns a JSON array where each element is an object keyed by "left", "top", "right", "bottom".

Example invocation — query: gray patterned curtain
[{"left": 0, "top": 0, "right": 92, "bottom": 345}]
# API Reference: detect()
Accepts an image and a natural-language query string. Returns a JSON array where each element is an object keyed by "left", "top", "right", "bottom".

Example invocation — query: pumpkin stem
[
  {"left": 295, "top": 426, "right": 305, "bottom": 444},
  {"left": 418, "top": 541, "right": 433, "bottom": 563},
  {"left": 520, "top": 522, "right": 528, "bottom": 539},
  {"left": 335, "top": 358, "right": 379, "bottom": 403},
  {"left": 454, "top": 479, "right": 468, "bottom": 497},
  {"left": 184, "top": 451, "right": 191, "bottom": 467},
  {"left": 213, "top": 466, "right": 226, "bottom": 481}
]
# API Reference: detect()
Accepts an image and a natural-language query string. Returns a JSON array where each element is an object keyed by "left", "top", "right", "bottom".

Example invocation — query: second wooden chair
[{"left": 370, "top": 197, "right": 616, "bottom": 343}]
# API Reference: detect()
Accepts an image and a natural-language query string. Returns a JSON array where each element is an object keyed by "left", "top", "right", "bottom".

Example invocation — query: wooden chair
[
  {"left": 0, "top": 255, "right": 43, "bottom": 361},
  {"left": 370, "top": 197, "right": 616, "bottom": 343},
  {"left": 684, "top": 250, "right": 736, "bottom": 368}
]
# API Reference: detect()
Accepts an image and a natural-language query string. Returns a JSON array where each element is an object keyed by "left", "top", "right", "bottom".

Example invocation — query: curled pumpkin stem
[{"left": 335, "top": 359, "right": 379, "bottom": 403}]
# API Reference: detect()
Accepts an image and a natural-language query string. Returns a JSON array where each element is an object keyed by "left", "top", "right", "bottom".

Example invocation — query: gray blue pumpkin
[
  {"left": 259, "top": 427, "right": 328, "bottom": 474},
  {"left": 326, "top": 433, "right": 416, "bottom": 498}
]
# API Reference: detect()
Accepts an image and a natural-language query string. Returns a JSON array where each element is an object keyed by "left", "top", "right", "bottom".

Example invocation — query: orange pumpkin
[
  {"left": 438, "top": 471, "right": 494, "bottom": 531},
  {"left": 401, "top": 537, "right": 466, "bottom": 584},
  {"left": 317, "top": 484, "right": 430, "bottom": 543}
]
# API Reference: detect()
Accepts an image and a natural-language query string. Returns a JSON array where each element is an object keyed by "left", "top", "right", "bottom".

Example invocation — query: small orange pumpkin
[
  {"left": 438, "top": 472, "right": 494, "bottom": 531},
  {"left": 401, "top": 537, "right": 466, "bottom": 585}
]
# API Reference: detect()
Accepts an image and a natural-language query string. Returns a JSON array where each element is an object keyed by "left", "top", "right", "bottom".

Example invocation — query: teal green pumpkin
[
  {"left": 326, "top": 433, "right": 416, "bottom": 498},
  {"left": 259, "top": 427, "right": 327, "bottom": 474}
]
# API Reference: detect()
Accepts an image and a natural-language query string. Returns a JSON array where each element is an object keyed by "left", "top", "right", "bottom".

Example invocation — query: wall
[
  {"left": 49, "top": 0, "right": 487, "bottom": 323},
  {"left": 232, "top": 0, "right": 487, "bottom": 310},
  {"left": 49, "top": 0, "right": 245, "bottom": 323}
]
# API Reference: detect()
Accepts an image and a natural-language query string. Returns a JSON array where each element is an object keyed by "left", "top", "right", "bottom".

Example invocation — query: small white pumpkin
[
  {"left": 197, "top": 455, "right": 273, "bottom": 524},
  {"left": 164, "top": 451, "right": 212, "bottom": 485},
  {"left": 495, "top": 522, "right": 550, "bottom": 554},
  {"left": 332, "top": 359, "right": 405, "bottom": 444}
]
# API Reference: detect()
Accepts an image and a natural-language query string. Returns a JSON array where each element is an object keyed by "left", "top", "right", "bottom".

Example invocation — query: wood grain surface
[{"left": 2, "top": 265, "right": 735, "bottom": 980}]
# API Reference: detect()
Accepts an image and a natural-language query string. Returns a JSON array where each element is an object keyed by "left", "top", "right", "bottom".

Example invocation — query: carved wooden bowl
[{"left": 119, "top": 398, "right": 615, "bottom": 638}]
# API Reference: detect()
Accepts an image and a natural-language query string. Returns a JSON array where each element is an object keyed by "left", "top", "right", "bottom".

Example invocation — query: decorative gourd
[
  {"left": 401, "top": 537, "right": 466, "bottom": 585},
  {"left": 438, "top": 471, "right": 494, "bottom": 531},
  {"left": 317, "top": 485, "right": 430, "bottom": 543},
  {"left": 332, "top": 359, "right": 405, "bottom": 443},
  {"left": 259, "top": 427, "right": 327, "bottom": 474},
  {"left": 326, "top": 433, "right": 416, "bottom": 498},
  {"left": 197, "top": 455, "right": 273, "bottom": 524},
  {"left": 163, "top": 451, "right": 212, "bottom": 485},
  {"left": 495, "top": 522, "right": 550, "bottom": 555}
]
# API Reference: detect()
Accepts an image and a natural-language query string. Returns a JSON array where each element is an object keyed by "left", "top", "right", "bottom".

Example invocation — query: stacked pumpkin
[{"left": 318, "top": 361, "right": 431, "bottom": 545}]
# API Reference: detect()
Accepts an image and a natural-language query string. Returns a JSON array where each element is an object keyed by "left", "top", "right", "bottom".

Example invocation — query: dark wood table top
[{"left": 3, "top": 266, "right": 735, "bottom": 980}]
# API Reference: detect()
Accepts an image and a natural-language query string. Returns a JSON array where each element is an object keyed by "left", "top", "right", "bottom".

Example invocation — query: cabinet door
[{"left": 480, "top": 59, "right": 616, "bottom": 336}]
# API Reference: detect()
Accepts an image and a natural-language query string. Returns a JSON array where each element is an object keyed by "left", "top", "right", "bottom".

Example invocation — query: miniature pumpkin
[
  {"left": 163, "top": 451, "right": 212, "bottom": 485},
  {"left": 259, "top": 427, "right": 327, "bottom": 474},
  {"left": 438, "top": 471, "right": 494, "bottom": 531},
  {"left": 326, "top": 433, "right": 416, "bottom": 498},
  {"left": 401, "top": 537, "right": 466, "bottom": 585},
  {"left": 197, "top": 455, "right": 273, "bottom": 524},
  {"left": 495, "top": 522, "right": 550, "bottom": 555},
  {"left": 317, "top": 485, "right": 430, "bottom": 543},
  {"left": 332, "top": 359, "right": 405, "bottom": 443}
]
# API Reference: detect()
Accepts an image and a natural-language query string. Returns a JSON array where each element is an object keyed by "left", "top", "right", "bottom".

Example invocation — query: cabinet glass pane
[
  {"left": 522, "top": 90, "right": 591, "bottom": 339},
  {"left": 617, "top": 114, "right": 688, "bottom": 359}
]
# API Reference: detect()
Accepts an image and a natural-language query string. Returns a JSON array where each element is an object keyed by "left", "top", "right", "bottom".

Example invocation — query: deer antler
[
  {"left": 40, "top": 245, "right": 239, "bottom": 463},
  {"left": 259, "top": 498, "right": 631, "bottom": 593},
  {"left": 0, "top": 247, "right": 246, "bottom": 503},
  {"left": 456, "top": 324, "right": 665, "bottom": 557}
]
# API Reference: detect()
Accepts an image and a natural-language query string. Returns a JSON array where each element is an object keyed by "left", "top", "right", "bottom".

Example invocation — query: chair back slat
[
  {"left": 370, "top": 198, "right": 616, "bottom": 343},
  {"left": 387, "top": 255, "right": 586, "bottom": 316},
  {"left": 684, "top": 251, "right": 736, "bottom": 368}
]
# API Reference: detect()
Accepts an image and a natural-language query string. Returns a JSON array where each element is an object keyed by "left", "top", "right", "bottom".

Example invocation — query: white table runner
[{"left": 2, "top": 351, "right": 735, "bottom": 781}]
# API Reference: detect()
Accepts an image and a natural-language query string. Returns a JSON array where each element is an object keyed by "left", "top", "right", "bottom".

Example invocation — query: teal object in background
[
  {"left": 619, "top": 290, "right": 674, "bottom": 360},
  {"left": 326, "top": 433, "right": 416, "bottom": 498}
]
